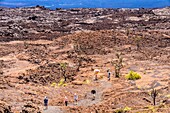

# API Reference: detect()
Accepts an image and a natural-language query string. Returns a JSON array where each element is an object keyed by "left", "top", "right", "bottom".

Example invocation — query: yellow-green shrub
[
  {"left": 51, "top": 82, "right": 56, "bottom": 87},
  {"left": 58, "top": 79, "right": 65, "bottom": 86},
  {"left": 115, "top": 106, "right": 131, "bottom": 113},
  {"left": 124, "top": 106, "right": 131, "bottom": 112},
  {"left": 83, "top": 79, "right": 90, "bottom": 84},
  {"left": 125, "top": 71, "right": 141, "bottom": 80}
]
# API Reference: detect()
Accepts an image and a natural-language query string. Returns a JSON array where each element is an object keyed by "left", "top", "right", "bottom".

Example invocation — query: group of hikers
[
  {"left": 44, "top": 68, "right": 111, "bottom": 110},
  {"left": 94, "top": 68, "right": 111, "bottom": 81},
  {"left": 44, "top": 93, "right": 78, "bottom": 110}
]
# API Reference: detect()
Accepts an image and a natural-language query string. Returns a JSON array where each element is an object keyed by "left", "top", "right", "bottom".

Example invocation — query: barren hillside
[{"left": 0, "top": 6, "right": 170, "bottom": 113}]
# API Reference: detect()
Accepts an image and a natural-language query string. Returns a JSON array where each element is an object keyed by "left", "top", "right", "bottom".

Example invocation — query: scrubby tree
[
  {"left": 73, "top": 41, "right": 82, "bottom": 54},
  {"left": 112, "top": 53, "right": 123, "bottom": 78},
  {"left": 126, "top": 28, "right": 130, "bottom": 38},
  {"left": 151, "top": 88, "right": 158, "bottom": 106},
  {"left": 76, "top": 56, "right": 82, "bottom": 72},
  {"left": 59, "top": 62, "right": 68, "bottom": 82},
  {"left": 134, "top": 35, "right": 142, "bottom": 50}
]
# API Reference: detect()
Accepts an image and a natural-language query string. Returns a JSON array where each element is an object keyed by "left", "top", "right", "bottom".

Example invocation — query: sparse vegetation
[
  {"left": 147, "top": 105, "right": 156, "bottom": 112},
  {"left": 133, "top": 35, "right": 142, "bottom": 50},
  {"left": 115, "top": 109, "right": 124, "bottom": 113},
  {"left": 58, "top": 79, "right": 67, "bottom": 87},
  {"left": 0, "top": 7, "right": 169, "bottom": 113},
  {"left": 125, "top": 71, "right": 141, "bottom": 80},
  {"left": 51, "top": 82, "right": 56, "bottom": 87},
  {"left": 115, "top": 106, "right": 131, "bottom": 113},
  {"left": 151, "top": 88, "right": 158, "bottom": 106},
  {"left": 123, "top": 106, "right": 132, "bottom": 112},
  {"left": 73, "top": 42, "right": 82, "bottom": 54},
  {"left": 112, "top": 53, "right": 123, "bottom": 78},
  {"left": 59, "top": 62, "right": 68, "bottom": 82}
]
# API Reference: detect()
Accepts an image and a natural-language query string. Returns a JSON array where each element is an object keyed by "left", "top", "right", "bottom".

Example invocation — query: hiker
[
  {"left": 107, "top": 69, "right": 111, "bottom": 81},
  {"left": 64, "top": 96, "right": 68, "bottom": 106},
  {"left": 91, "top": 90, "right": 96, "bottom": 100},
  {"left": 74, "top": 93, "right": 78, "bottom": 105},
  {"left": 94, "top": 73, "right": 97, "bottom": 81},
  {"left": 44, "top": 96, "right": 48, "bottom": 110},
  {"left": 94, "top": 69, "right": 100, "bottom": 81}
]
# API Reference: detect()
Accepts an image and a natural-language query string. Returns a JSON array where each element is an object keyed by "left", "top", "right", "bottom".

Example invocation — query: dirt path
[
  {"left": 72, "top": 79, "right": 112, "bottom": 107},
  {"left": 42, "top": 79, "right": 112, "bottom": 113},
  {"left": 43, "top": 106, "right": 64, "bottom": 113}
]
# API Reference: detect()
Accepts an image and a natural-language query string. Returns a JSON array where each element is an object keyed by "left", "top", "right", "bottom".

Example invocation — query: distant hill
[{"left": 0, "top": 0, "right": 170, "bottom": 9}]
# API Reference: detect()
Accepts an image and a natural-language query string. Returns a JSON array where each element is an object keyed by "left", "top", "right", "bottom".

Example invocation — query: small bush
[
  {"left": 83, "top": 79, "right": 90, "bottom": 84},
  {"left": 115, "top": 107, "right": 131, "bottom": 113},
  {"left": 166, "top": 94, "right": 170, "bottom": 98},
  {"left": 58, "top": 79, "right": 65, "bottom": 86},
  {"left": 125, "top": 71, "right": 141, "bottom": 80},
  {"left": 115, "top": 109, "right": 124, "bottom": 113},
  {"left": 123, "top": 106, "right": 131, "bottom": 112},
  {"left": 147, "top": 106, "right": 156, "bottom": 112},
  {"left": 63, "top": 83, "right": 67, "bottom": 87},
  {"left": 51, "top": 82, "right": 56, "bottom": 87}
]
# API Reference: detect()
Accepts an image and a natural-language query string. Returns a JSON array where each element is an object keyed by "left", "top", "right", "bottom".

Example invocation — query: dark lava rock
[
  {"left": 0, "top": 7, "right": 169, "bottom": 42},
  {"left": 21, "top": 102, "right": 41, "bottom": 113},
  {"left": 0, "top": 101, "right": 12, "bottom": 113}
]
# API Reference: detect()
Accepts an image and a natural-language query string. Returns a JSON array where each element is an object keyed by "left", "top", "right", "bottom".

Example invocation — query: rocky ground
[{"left": 0, "top": 6, "right": 170, "bottom": 113}]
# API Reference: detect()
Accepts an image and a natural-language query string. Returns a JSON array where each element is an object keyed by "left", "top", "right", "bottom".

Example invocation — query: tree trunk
[
  {"left": 153, "top": 97, "right": 156, "bottom": 106},
  {"left": 64, "top": 76, "right": 67, "bottom": 82},
  {"left": 63, "top": 71, "right": 66, "bottom": 82},
  {"left": 115, "top": 69, "right": 120, "bottom": 78}
]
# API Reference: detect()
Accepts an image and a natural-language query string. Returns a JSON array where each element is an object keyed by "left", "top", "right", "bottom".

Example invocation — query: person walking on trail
[
  {"left": 64, "top": 96, "right": 68, "bottom": 106},
  {"left": 91, "top": 90, "right": 96, "bottom": 100},
  {"left": 44, "top": 96, "right": 48, "bottom": 110},
  {"left": 74, "top": 93, "right": 78, "bottom": 105},
  {"left": 94, "top": 69, "right": 100, "bottom": 81},
  {"left": 107, "top": 69, "right": 111, "bottom": 81}
]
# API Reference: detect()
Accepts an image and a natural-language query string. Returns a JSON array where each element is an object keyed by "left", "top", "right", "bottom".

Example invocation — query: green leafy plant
[{"left": 125, "top": 71, "right": 141, "bottom": 80}]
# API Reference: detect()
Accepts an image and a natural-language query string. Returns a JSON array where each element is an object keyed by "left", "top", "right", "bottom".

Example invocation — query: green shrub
[
  {"left": 147, "top": 106, "right": 156, "bottom": 112},
  {"left": 166, "top": 94, "right": 170, "bottom": 98},
  {"left": 123, "top": 106, "right": 131, "bottom": 112},
  {"left": 125, "top": 71, "right": 141, "bottom": 80},
  {"left": 83, "top": 79, "right": 90, "bottom": 84},
  {"left": 115, "top": 107, "right": 131, "bottom": 113},
  {"left": 58, "top": 79, "right": 65, "bottom": 86},
  {"left": 115, "top": 109, "right": 124, "bottom": 113},
  {"left": 63, "top": 83, "right": 67, "bottom": 87},
  {"left": 51, "top": 82, "right": 56, "bottom": 87}
]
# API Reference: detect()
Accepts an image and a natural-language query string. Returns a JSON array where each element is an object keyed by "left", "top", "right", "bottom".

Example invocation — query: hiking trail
[{"left": 42, "top": 78, "right": 112, "bottom": 113}]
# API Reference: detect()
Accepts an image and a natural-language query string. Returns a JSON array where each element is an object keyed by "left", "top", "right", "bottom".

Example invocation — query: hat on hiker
[
  {"left": 94, "top": 69, "right": 100, "bottom": 74},
  {"left": 91, "top": 90, "right": 96, "bottom": 94}
]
